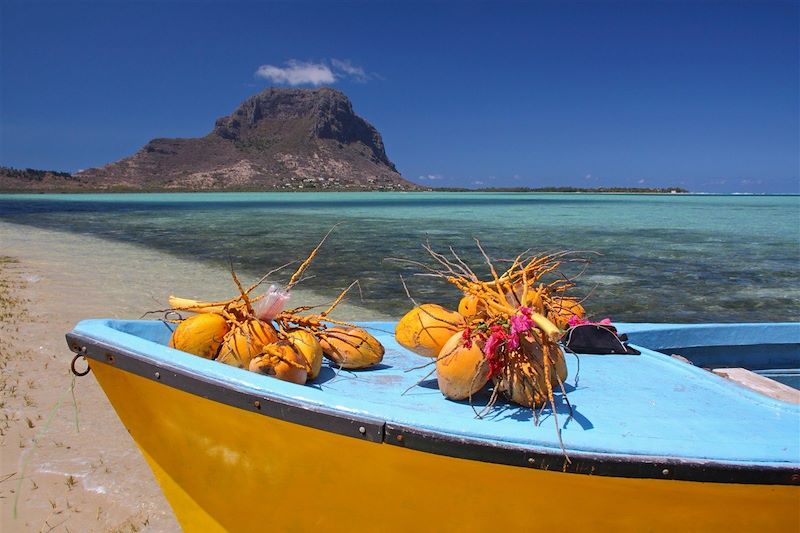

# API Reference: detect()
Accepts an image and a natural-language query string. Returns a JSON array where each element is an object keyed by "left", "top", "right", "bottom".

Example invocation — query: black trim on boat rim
[
  {"left": 383, "top": 424, "right": 798, "bottom": 485},
  {"left": 66, "top": 332, "right": 800, "bottom": 486},
  {"left": 66, "top": 333, "right": 385, "bottom": 444}
]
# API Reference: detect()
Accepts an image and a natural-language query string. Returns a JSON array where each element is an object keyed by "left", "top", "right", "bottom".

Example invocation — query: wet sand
[{"left": 0, "top": 221, "right": 390, "bottom": 532}]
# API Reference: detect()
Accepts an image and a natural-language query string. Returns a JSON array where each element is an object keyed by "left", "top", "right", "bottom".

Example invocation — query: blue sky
[{"left": 1, "top": 1, "right": 797, "bottom": 193}]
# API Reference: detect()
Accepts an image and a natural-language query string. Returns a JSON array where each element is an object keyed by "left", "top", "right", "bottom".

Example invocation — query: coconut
[
  {"left": 500, "top": 335, "right": 567, "bottom": 406},
  {"left": 503, "top": 283, "right": 543, "bottom": 311},
  {"left": 286, "top": 329, "right": 323, "bottom": 380},
  {"left": 550, "top": 346, "right": 568, "bottom": 386},
  {"left": 395, "top": 304, "right": 466, "bottom": 357},
  {"left": 457, "top": 295, "right": 486, "bottom": 320},
  {"left": 249, "top": 342, "right": 308, "bottom": 385},
  {"left": 217, "top": 319, "right": 278, "bottom": 368},
  {"left": 168, "top": 313, "right": 230, "bottom": 359},
  {"left": 435, "top": 331, "right": 490, "bottom": 400},
  {"left": 318, "top": 326, "right": 384, "bottom": 369},
  {"left": 496, "top": 358, "right": 548, "bottom": 408},
  {"left": 549, "top": 297, "right": 586, "bottom": 329}
]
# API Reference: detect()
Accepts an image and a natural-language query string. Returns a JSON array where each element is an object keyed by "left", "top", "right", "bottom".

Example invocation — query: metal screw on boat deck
[
  {"left": 154, "top": 372, "right": 161, "bottom": 380},
  {"left": 358, "top": 426, "right": 366, "bottom": 435},
  {"left": 528, "top": 458, "right": 535, "bottom": 465},
  {"left": 254, "top": 400, "right": 261, "bottom": 410},
  {"left": 662, "top": 469, "right": 670, "bottom": 476},
  {"left": 395, "top": 434, "right": 404, "bottom": 442}
]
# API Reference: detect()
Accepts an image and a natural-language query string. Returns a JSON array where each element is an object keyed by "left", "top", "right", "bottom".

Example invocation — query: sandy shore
[{"left": 0, "top": 221, "right": 390, "bottom": 532}]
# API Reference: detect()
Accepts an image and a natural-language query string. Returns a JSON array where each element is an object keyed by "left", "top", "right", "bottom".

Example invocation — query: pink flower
[
  {"left": 568, "top": 315, "right": 590, "bottom": 328},
  {"left": 568, "top": 315, "right": 614, "bottom": 328},
  {"left": 508, "top": 312, "right": 534, "bottom": 350}
]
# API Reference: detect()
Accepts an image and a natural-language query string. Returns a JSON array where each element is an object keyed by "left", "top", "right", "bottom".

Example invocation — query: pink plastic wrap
[{"left": 253, "top": 285, "right": 291, "bottom": 321}]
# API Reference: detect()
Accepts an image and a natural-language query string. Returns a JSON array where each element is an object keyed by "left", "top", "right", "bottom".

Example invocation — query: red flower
[
  {"left": 483, "top": 326, "right": 508, "bottom": 378},
  {"left": 486, "top": 350, "right": 505, "bottom": 379},
  {"left": 461, "top": 327, "right": 473, "bottom": 349}
]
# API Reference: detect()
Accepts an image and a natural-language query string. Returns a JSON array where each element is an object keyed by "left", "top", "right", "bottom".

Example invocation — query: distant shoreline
[
  {"left": 4, "top": 165, "right": 798, "bottom": 195},
  {"left": 1, "top": 166, "right": 690, "bottom": 194},
  {"left": 433, "top": 186, "right": 689, "bottom": 193},
  {"left": 2, "top": 187, "right": 796, "bottom": 195},
  {"left": 3, "top": 166, "right": 796, "bottom": 195},
  {"left": 3, "top": 183, "right": 800, "bottom": 196},
  {"left": 0, "top": 187, "right": 693, "bottom": 194}
]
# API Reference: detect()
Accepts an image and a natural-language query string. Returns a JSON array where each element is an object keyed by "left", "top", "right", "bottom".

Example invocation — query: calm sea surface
[{"left": 1, "top": 192, "right": 798, "bottom": 322}]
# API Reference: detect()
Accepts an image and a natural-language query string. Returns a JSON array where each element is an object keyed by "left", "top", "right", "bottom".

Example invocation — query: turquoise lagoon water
[{"left": 1, "top": 192, "right": 798, "bottom": 322}]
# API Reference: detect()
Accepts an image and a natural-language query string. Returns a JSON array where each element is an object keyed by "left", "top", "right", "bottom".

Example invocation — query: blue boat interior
[
  {"left": 72, "top": 319, "right": 800, "bottom": 469},
  {"left": 623, "top": 324, "right": 800, "bottom": 390}
]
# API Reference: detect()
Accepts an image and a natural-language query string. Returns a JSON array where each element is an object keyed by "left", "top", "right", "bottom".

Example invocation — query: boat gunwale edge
[
  {"left": 66, "top": 331, "right": 800, "bottom": 486},
  {"left": 66, "top": 332, "right": 386, "bottom": 443}
]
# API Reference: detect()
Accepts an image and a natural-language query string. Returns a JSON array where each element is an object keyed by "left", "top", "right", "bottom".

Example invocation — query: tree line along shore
[{"left": 0, "top": 166, "right": 689, "bottom": 194}]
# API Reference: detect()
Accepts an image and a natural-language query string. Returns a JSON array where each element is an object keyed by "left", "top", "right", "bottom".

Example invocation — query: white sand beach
[{"left": 0, "top": 221, "right": 390, "bottom": 532}]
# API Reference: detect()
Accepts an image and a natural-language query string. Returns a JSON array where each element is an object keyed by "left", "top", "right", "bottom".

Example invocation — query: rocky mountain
[{"left": 4, "top": 88, "right": 418, "bottom": 192}]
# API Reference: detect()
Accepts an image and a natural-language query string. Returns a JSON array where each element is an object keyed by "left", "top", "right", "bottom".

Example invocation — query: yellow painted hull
[{"left": 90, "top": 361, "right": 800, "bottom": 532}]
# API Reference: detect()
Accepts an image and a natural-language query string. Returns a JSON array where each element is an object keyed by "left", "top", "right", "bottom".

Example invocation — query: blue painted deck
[{"left": 73, "top": 319, "right": 800, "bottom": 468}]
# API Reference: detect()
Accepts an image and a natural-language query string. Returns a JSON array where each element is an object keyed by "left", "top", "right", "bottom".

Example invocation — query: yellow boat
[{"left": 67, "top": 319, "right": 800, "bottom": 532}]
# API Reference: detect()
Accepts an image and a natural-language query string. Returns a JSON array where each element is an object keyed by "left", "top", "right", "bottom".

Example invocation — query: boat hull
[{"left": 91, "top": 360, "right": 800, "bottom": 532}]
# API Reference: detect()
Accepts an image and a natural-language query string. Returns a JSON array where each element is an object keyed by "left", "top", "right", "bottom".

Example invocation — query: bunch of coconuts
[
  {"left": 167, "top": 286, "right": 384, "bottom": 385},
  {"left": 395, "top": 286, "right": 584, "bottom": 406}
]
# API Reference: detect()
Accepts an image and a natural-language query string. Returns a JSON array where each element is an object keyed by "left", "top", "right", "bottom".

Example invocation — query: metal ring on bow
[{"left": 70, "top": 353, "right": 91, "bottom": 377}]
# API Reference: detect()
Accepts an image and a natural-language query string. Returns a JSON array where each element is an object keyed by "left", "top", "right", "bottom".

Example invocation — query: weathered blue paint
[{"left": 71, "top": 319, "right": 800, "bottom": 469}]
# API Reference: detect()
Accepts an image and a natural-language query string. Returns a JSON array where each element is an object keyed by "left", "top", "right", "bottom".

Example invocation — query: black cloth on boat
[{"left": 562, "top": 324, "right": 640, "bottom": 355}]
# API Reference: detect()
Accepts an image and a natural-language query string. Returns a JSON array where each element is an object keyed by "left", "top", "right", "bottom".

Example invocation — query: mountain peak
[
  {"left": 212, "top": 87, "right": 394, "bottom": 170},
  {"left": 213, "top": 87, "right": 347, "bottom": 136},
  {"left": 72, "top": 88, "right": 415, "bottom": 191}
]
